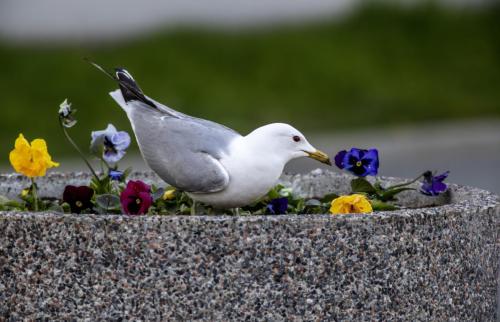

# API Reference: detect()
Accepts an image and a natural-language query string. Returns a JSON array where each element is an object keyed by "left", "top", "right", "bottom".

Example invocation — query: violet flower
[
  {"left": 63, "top": 185, "right": 94, "bottom": 214},
  {"left": 267, "top": 197, "right": 288, "bottom": 214},
  {"left": 120, "top": 180, "right": 153, "bottom": 215},
  {"left": 420, "top": 171, "right": 449, "bottom": 196},
  {"left": 109, "top": 169, "right": 123, "bottom": 181},
  {"left": 91, "top": 124, "right": 131, "bottom": 164},
  {"left": 334, "top": 148, "right": 379, "bottom": 177}
]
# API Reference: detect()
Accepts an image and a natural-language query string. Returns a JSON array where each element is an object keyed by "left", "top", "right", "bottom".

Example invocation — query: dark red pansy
[{"left": 63, "top": 185, "right": 94, "bottom": 214}]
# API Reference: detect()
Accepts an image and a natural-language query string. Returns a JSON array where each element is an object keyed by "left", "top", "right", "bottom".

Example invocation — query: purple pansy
[
  {"left": 266, "top": 197, "right": 288, "bottom": 214},
  {"left": 420, "top": 171, "right": 449, "bottom": 196},
  {"left": 91, "top": 124, "right": 131, "bottom": 164},
  {"left": 334, "top": 148, "right": 379, "bottom": 177},
  {"left": 120, "top": 180, "right": 153, "bottom": 215}
]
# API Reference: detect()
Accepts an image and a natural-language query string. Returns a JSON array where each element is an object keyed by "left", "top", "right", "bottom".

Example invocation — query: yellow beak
[{"left": 306, "top": 149, "right": 332, "bottom": 165}]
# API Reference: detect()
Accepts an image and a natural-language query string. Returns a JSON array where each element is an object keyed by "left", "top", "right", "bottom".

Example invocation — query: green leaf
[
  {"left": 47, "top": 204, "right": 65, "bottom": 214},
  {"left": 152, "top": 187, "right": 165, "bottom": 201},
  {"left": 90, "top": 175, "right": 112, "bottom": 195},
  {"left": 179, "top": 203, "right": 190, "bottom": 214},
  {"left": 122, "top": 167, "right": 133, "bottom": 181},
  {"left": 95, "top": 194, "right": 121, "bottom": 210},
  {"left": 0, "top": 195, "right": 10, "bottom": 205},
  {"left": 294, "top": 198, "right": 305, "bottom": 213},
  {"left": 379, "top": 187, "right": 415, "bottom": 201},
  {"left": 267, "top": 186, "right": 282, "bottom": 199},
  {"left": 351, "top": 178, "right": 377, "bottom": 194},
  {"left": 4, "top": 200, "right": 24, "bottom": 209},
  {"left": 61, "top": 202, "right": 71, "bottom": 213},
  {"left": 305, "top": 199, "right": 322, "bottom": 207},
  {"left": 370, "top": 200, "right": 398, "bottom": 211},
  {"left": 319, "top": 193, "right": 339, "bottom": 203},
  {"left": 279, "top": 187, "right": 293, "bottom": 197}
]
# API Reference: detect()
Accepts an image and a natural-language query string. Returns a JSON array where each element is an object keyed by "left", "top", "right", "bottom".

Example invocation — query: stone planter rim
[{"left": 0, "top": 170, "right": 497, "bottom": 220}]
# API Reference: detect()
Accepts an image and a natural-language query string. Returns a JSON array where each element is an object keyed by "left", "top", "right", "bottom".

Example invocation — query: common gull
[{"left": 94, "top": 64, "right": 331, "bottom": 208}]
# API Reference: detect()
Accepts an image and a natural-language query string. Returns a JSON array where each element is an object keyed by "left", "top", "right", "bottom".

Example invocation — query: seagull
[{"left": 91, "top": 62, "right": 331, "bottom": 208}]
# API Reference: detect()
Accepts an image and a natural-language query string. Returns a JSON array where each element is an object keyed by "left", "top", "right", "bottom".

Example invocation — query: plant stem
[
  {"left": 384, "top": 174, "right": 424, "bottom": 190},
  {"left": 31, "top": 178, "right": 38, "bottom": 212},
  {"left": 58, "top": 118, "right": 99, "bottom": 180},
  {"left": 191, "top": 200, "right": 196, "bottom": 215},
  {"left": 98, "top": 155, "right": 111, "bottom": 172}
]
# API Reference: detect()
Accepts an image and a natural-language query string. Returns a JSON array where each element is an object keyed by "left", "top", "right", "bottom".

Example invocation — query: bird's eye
[{"left": 293, "top": 135, "right": 301, "bottom": 142}]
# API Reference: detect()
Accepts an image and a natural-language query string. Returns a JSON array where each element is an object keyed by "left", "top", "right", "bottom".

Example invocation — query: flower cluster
[
  {"left": 329, "top": 147, "right": 449, "bottom": 214},
  {"left": 4, "top": 99, "right": 450, "bottom": 216}
]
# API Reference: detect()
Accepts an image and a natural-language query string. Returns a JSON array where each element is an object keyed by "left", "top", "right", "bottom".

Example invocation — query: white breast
[{"left": 188, "top": 137, "right": 286, "bottom": 208}]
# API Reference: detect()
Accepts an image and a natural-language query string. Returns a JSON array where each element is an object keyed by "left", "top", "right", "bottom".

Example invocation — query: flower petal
[
  {"left": 137, "top": 192, "right": 153, "bottom": 214},
  {"left": 103, "top": 150, "right": 126, "bottom": 164},
  {"left": 330, "top": 194, "right": 373, "bottom": 214},
  {"left": 267, "top": 197, "right": 288, "bottom": 214},
  {"left": 10, "top": 134, "right": 58, "bottom": 177},
  {"left": 90, "top": 124, "right": 118, "bottom": 153},
  {"left": 431, "top": 181, "right": 447, "bottom": 194},
  {"left": 349, "top": 148, "right": 362, "bottom": 160},
  {"left": 434, "top": 171, "right": 450, "bottom": 182},
  {"left": 109, "top": 170, "right": 123, "bottom": 181},
  {"left": 120, "top": 180, "right": 152, "bottom": 215},
  {"left": 111, "top": 131, "right": 131, "bottom": 151},
  {"left": 334, "top": 150, "right": 347, "bottom": 169}
]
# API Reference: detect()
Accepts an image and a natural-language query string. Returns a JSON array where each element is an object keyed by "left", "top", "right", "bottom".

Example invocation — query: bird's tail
[{"left": 86, "top": 58, "right": 157, "bottom": 109}]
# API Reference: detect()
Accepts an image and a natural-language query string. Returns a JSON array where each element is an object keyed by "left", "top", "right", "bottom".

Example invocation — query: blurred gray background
[{"left": 1, "top": 0, "right": 499, "bottom": 193}]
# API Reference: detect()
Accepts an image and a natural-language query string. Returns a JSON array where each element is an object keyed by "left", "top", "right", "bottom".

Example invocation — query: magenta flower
[{"left": 120, "top": 180, "right": 153, "bottom": 215}]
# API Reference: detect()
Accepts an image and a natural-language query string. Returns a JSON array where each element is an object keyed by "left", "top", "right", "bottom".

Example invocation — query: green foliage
[
  {"left": 349, "top": 175, "right": 419, "bottom": 209},
  {"left": 351, "top": 178, "right": 377, "bottom": 194}
]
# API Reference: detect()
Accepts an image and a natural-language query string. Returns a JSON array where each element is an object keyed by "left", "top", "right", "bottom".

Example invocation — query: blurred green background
[{"left": 0, "top": 3, "right": 499, "bottom": 164}]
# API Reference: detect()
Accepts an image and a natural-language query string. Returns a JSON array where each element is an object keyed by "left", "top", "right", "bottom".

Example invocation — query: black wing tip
[
  {"left": 115, "top": 68, "right": 135, "bottom": 81},
  {"left": 87, "top": 59, "right": 158, "bottom": 109},
  {"left": 114, "top": 68, "right": 157, "bottom": 109}
]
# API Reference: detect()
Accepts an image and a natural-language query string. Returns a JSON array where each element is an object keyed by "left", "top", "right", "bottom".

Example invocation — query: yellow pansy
[
  {"left": 21, "top": 188, "right": 30, "bottom": 197},
  {"left": 330, "top": 194, "right": 373, "bottom": 215},
  {"left": 9, "top": 134, "right": 59, "bottom": 177},
  {"left": 162, "top": 189, "right": 176, "bottom": 200}
]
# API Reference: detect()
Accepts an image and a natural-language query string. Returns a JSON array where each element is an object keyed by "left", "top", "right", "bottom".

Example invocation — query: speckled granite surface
[{"left": 0, "top": 170, "right": 498, "bottom": 321}]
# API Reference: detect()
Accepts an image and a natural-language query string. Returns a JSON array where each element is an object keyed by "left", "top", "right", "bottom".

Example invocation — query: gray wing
[{"left": 120, "top": 96, "right": 241, "bottom": 193}]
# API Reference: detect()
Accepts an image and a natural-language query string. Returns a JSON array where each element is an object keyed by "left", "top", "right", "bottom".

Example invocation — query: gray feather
[{"left": 110, "top": 90, "right": 241, "bottom": 193}]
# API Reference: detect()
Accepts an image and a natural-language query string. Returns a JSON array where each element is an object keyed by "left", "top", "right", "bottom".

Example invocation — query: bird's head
[{"left": 245, "top": 123, "right": 331, "bottom": 165}]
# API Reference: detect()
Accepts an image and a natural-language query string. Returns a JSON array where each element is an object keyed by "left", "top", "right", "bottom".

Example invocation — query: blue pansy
[
  {"left": 420, "top": 171, "right": 449, "bottom": 196},
  {"left": 267, "top": 197, "right": 288, "bottom": 214},
  {"left": 109, "top": 169, "right": 123, "bottom": 181},
  {"left": 91, "top": 124, "right": 131, "bottom": 164},
  {"left": 334, "top": 148, "right": 379, "bottom": 177}
]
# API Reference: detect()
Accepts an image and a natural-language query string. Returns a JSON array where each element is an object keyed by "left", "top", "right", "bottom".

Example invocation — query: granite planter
[{"left": 0, "top": 170, "right": 498, "bottom": 321}]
